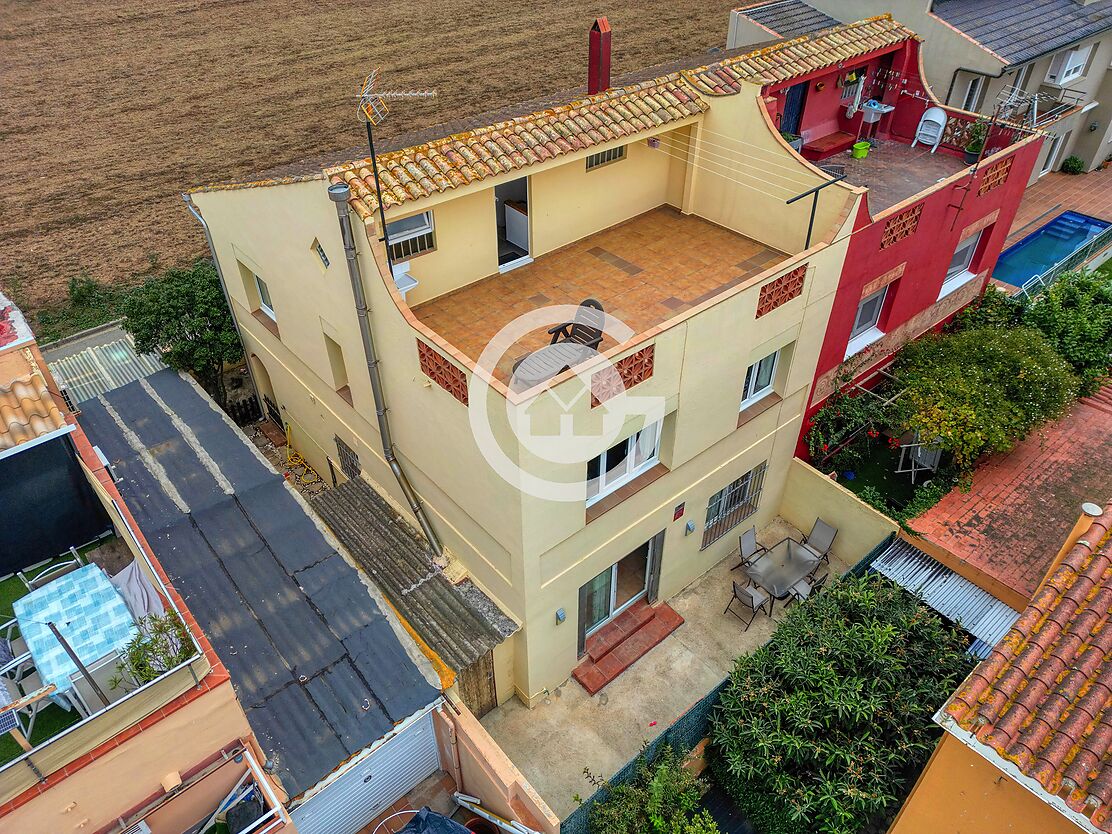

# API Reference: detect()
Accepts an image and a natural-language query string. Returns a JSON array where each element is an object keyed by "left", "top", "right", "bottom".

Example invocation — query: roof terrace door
[
  {"left": 495, "top": 177, "right": 531, "bottom": 272},
  {"left": 781, "top": 80, "right": 809, "bottom": 137}
]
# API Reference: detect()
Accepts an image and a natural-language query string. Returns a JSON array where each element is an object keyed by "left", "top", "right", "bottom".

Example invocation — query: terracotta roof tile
[
  {"left": 324, "top": 15, "right": 915, "bottom": 219},
  {"left": 0, "top": 348, "right": 68, "bottom": 452},
  {"left": 944, "top": 503, "right": 1112, "bottom": 832}
]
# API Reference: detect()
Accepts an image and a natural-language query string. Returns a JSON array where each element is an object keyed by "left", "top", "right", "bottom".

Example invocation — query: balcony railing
[{"left": 996, "top": 86, "right": 1085, "bottom": 130}]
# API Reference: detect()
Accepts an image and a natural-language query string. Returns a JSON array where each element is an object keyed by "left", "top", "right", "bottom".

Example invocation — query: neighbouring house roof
[
  {"left": 325, "top": 16, "right": 914, "bottom": 218},
  {"left": 312, "top": 478, "right": 518, "bottom": 672},
  {"left": 78, "top": 369, "right": 439, "bottom": 797},
  {"left": 733, "top": 0, "right": 842, "bottom": 40},
  {"left": 911, "top": 387, "right": 1112, "bottom": 600},
  {"left": 941, "top": 502, "right": 1112, "bottom": 834},
  {"left": 932, "top": 0, "right": 1112, "bottom": 66},
  {"left": 0, "top": 346, "right": 69, "bottom": 454},
  {"left": 46, "top": 330, "right": 167, "bottom": 404},
  {"left": 871, "top": 537, "right": 1020, "bottom": 653}
]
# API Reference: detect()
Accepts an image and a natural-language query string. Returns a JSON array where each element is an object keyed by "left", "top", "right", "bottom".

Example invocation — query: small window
[
  {"left": 386, "top": 211, "right": 435, "bottom": 261},
  {"left": 701, "top": 462, "right": 767, "bottom": 549},
  {"left": 586, "top": 420, "right": 661, "bottom": 506},
  {"left": 740, "top": 350, "right": 779, "bottom": 410},
  {"left": 851, "top": 286, "right": 887, "bottom": 340},
  {"left": 255, "top": 274, "right": 275, "bottom": 320},
  {"left": 335, "top": 436, "right": 360, "bottom": 479},
  {"left": 961, "top": 76, "right": 983, "bottom": 112},
  {"left": 324, "top": 333, "right": 350, "bottom": 401},
  {"left": 939, "top": 231, "right": 983, "bottom": 298},
  {"left": 312, "top": 239, "right": 330, "bottom": 268},
  {"left": 585, "top": 146, "right": 626, "bottom": 171},
  {"left": 1047, "top": 45, "right": 1093, "bottom": 84}
]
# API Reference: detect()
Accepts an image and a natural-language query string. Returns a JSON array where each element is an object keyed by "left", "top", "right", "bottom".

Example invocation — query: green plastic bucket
[{"left": 851, "top": 141, "right": 870, "bottom": 159}]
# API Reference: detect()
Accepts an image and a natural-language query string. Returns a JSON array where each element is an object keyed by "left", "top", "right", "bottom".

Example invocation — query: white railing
[{"left": 1015, "top": 224, "right": 1112, "bottom": 300}]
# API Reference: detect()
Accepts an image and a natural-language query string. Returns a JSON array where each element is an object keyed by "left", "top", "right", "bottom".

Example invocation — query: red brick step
[{"left": 572, "top": 602, "right": 684, "bottom": 696}]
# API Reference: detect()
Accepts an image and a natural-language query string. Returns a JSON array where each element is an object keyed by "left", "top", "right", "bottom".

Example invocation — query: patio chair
[
  {"left": 724, "top": 581, "right": 773, "bottom": 631},
  {"left": 790, "top": 571, "right": 829, "bottom": 603},
  {"left": 801, "top": 518, "right": 838, "bottom": 565},
  {"left": 0, "top": 618, "right": 28, "bottom": 663},
  {"left": 68, "top": 651, "right": 129, "bottom": 717},
  {"left": 2, "top": 674, "right": 47, "bottom": 740},
  {"left": 547, "top": 298, "right": 604, "bottom": 350},
  {"left": 731, "top": 526, "right": 768, "bottom": 571},
  {"left": 19, "top": 547, "right": 84, "bottom": 591}
]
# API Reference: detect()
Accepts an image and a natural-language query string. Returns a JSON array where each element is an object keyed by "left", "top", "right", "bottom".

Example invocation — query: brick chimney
[{"left": 588, "top": 17, "right": 612, "bottom": 95}]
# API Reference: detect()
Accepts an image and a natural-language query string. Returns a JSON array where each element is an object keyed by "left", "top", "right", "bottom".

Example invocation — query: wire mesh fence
[{"left": 560, "top": 677, "right": 732, "bottom": 834}]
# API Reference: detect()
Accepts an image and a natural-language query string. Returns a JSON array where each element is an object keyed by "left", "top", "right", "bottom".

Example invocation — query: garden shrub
[
  {"left": 586, "top": 744, "right": 720, "bottom": 834},
  {"left": 891, "top": 326, "right": 1077, "bottom": 471},
  {"left": 1060, "top": 155, "right": 1086, "bottom": 175},
  {"left": 1023, "top": 270, "right": 1112, "bottom": 395},
  {"left": 710, "top": 574, "right": 972, "bottom": 834},
  {"left": 949, "top": 286, "right": 1023, "bottom": 332}
]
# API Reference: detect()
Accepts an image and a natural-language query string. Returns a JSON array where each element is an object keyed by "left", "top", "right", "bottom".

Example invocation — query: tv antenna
[{"left": 355, "top": 70, "right": 438, "bottom": 264}]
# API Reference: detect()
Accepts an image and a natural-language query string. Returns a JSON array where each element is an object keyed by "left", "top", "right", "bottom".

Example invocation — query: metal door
[
  {"left": 781, "top": 81, "right": 808, "bottom": 136},
  {"left": 290, "top": 708, "right": 442, "bottom": 834}
]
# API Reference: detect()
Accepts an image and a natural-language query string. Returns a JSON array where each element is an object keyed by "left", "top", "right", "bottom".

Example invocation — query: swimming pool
[{"left": 994, "top": 211, "right": 1111, "bottom": 290}]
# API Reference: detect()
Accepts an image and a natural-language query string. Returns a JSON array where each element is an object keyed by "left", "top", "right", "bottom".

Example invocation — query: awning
[{"left": 872, "top": 538, "right": 1020, "bottom": 651}]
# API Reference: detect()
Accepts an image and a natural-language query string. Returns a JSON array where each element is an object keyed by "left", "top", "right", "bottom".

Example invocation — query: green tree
[
  {"left": 890, "top": 326, "right": 1077, "bottom": 472},
  {"left": 122, "top": 260, "right": 242, "bottom": 407},
  {"left": 710, "top": 575, "right": 972, "bottom": 834},
  {"left": 1023, "top": 270, "right": 1112, "bottom": 395}
]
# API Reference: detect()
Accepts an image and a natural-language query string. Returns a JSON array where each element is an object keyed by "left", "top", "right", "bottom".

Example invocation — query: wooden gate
[{"left": 458, "top": 650, "right": 497, "bottom": 718}]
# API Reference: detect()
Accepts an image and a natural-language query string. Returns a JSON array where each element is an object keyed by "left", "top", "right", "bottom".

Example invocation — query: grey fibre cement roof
[
  {"left": 312, "top": 479, "right": 518, "bottom": 673},
  {"left": 76, "top": 369, "right": 438, "bottom": 798},
  {"left": 932, "top": 0, "right": 1112, "bottom": 65},
  {"left": 738, "top": 0, "right": 841, "bottom": 39}
]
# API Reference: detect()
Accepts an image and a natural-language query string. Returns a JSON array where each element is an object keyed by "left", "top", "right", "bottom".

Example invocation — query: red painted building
[{"left": 756, "top": 27, "right": 1044, "bottom": 455}]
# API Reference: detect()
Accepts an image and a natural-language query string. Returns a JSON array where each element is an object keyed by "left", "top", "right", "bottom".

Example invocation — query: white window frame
[
  {"left": 586, "top": 420, "right": 662, "bottom": 506},
  {"left": 1006, "top": 64, "right": 1033, "bottom": 104},
  {"left": 939, "top": 230, "right": 982, "bottom": 299},
  {"left": 845, "top": 286, "right": 887, "bottom": 358},
  {"left": 739, "top": 350, "right": 779, "bottom": 410},
  {"left": 255, "top": 274, "right": 275, "bottom": 320},
  {"left": 386, "top": 211, "right": 435, "bottom": 260},
  {"left": 961, "top": 75, "right": 984, "bottom": 112},
  {"left": 1047, "top": 45, "right": 1092, "bottom": 85},
  {"left": 585, "top": 145, "right": 626, "bottom": 171}
]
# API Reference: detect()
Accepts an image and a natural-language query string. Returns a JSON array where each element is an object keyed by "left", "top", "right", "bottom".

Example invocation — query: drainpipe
[
  {"left": 945, "top": 65, "right": 1008, "bottom": 108},
  {"left": 327, "top": 182, "right": 444, "bottom": 555},
  {"left": 182, "top": 193, "right": 263, "bottom": 416}
]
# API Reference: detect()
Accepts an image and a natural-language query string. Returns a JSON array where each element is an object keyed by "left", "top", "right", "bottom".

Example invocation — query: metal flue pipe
[{"left": 327, "top": 182, "right": 444, "bottom": 555}]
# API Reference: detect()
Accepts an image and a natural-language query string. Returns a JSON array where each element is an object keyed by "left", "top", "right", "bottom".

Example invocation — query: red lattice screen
[
  {"left": 591, "top": 345, "right": 655, "bottom": 407},
  {"left": 755, "top": 265, "right": 807, "bottom": 318},
  {"left": 880, "top": 203, "right": 923, "bottom": 249},
  {"left": 417, "top": 341, "right": 468, "bottom": 405},
  {"left": 978, "top": 157, "right": 1014, "bottom": 195}
]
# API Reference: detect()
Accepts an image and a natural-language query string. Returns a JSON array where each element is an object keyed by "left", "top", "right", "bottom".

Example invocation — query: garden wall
[{"left": 778, "top": 458, "right": 899, "bottom": 566}]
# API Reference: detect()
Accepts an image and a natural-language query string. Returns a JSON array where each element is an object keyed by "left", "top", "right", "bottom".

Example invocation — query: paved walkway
[
  {"left": 481, "top": 519, "right": 854, "bottom": 818},
  {"left": 912, "top": 386, "right": 1112, "bottom": 601},
  {"left": 1007, "top": 168, "right": 1112, "bottom": 243}
]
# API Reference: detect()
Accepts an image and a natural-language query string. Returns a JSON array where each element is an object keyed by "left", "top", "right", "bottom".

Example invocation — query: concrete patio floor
[{"left": 481, "top": 518, "right": 855, "bottom": 818}]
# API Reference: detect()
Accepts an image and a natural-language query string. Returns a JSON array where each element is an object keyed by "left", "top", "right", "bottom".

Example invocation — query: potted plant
[
  {"left": 963, "top": 119, "right": 989, "bottom": 164},
  {"left": 780, "top": 130, "right": 804, "bottom": 152}
]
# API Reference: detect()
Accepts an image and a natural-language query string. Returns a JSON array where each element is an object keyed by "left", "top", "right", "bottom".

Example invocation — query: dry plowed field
[{"left": 1, "top": 0, "right": 735, "bottom": 311}]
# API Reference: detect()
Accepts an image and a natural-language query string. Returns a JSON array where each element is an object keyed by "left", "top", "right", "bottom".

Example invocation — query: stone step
[
  {"left": 572, "top": 603, "right": 685, "bottom": 696},
  {"left": 584, "top": 599, "right": 655, "bottom": 663}
]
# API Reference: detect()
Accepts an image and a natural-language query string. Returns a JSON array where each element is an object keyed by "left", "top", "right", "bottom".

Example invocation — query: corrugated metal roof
[
  {"left": 873, "top": 538, "right": 1020, "bottom": 646},
  {"left": 48, "top": 337, "right": 166, "bottom": 403},
  {"left": 736, "top": 0, "right": 842, "bottom": 39},
  {"left": 932, "top": 0, "right": 1112, "bottom": 66}
]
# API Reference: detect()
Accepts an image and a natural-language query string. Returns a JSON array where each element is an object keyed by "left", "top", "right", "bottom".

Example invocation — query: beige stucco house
[{"left": 731, "top": 0, "right": 1112, "bottom": 179}]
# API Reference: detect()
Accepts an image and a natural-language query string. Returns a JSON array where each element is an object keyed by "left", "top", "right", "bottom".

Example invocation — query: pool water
[{"left": 994, "top": 211, "right": 1111, "bottom": 288}]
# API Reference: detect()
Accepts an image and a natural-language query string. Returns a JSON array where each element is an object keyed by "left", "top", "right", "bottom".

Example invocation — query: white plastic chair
[{"left": 911, "top": 106, "right": 948, "bottom": 153}]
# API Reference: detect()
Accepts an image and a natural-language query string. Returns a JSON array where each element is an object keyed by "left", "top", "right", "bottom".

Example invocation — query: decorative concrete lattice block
[
  {"left": 417, "top": 340, "right": 468, "bottom": 405},
  {"left": 756, "top": 265, "right": 807, "bottom": 318},
  {"left": 880, "top": 203, "right": 923, "bottom": 249},
  {"left": 978, "top": 157, "right": 1014, "bottom": 195},
  {"left": 591, "top": 345, "right": 655, "bottom": 407}
]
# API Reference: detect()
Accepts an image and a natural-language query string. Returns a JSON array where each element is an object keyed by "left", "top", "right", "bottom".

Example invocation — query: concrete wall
[
  {"left": 5, "top": 680, "right": 253, "bottom": 834},
  {"left": 778, "top": 458, "right": 898, "bottom": 566},
  {"left": 888, "top": 733, "right": 1082, "bottom": 834}
]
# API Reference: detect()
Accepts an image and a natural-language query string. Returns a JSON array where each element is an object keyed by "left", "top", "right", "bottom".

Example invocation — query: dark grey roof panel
[
  {"left": 932, "top": 0, "right": 1112, "bottom": 65},
  {"left": 739, "top": 0, "right": 841, "bottom": 39},
  {"left": 78, "top": 371, "right": 438, "bottom": 797},
  {"left": 313, "top": 479, "right": 518, "bottom": 672}
]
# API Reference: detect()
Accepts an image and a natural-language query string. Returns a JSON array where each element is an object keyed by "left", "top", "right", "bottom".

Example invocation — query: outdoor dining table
[
  {"left": 12, "top": 564, "right": 138, "bottom": 709},
  {"left": 744, "top": 537, "right": 820, "bottom": 599}
]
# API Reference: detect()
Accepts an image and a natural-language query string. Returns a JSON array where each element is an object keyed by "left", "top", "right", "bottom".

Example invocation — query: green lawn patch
[{"left": 0, "top": 703, "right": 83, "bottom": 765}]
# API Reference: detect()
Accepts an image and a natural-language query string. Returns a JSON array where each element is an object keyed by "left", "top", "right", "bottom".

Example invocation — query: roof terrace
[
  {"left": 411, "top": 207, "right": 786, "bottom": 381},
  {"left": 837, "top": 139, "right": 969, "bottom": 214}
]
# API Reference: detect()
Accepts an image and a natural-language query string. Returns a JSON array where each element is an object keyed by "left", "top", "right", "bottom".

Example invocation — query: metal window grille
[
  {"left": 388, "top": 230, "right": 435, "bottom": 261},
  {"left": 314, "top": 240, "right": 330, "bottom": 268},
  {"left": 262, "top": 394, "right": 282, "bottom": 426},
  {"left": 585, "top": 145, "right": 626, "bottom": 171},
  {"left": 335, "top": 436, "right": 360, "bottom": 479},
  {"left": 701, "top": 462, "right": 767, "bottom": 550}
]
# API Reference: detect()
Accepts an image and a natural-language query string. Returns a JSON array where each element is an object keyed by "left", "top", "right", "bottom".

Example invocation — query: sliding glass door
[{"left": 578, "top": 538, "right": 663, "bottom": 654}]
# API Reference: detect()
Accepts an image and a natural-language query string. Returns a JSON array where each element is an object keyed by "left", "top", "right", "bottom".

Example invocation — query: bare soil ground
[{"left": 1, "top": 0, "right": 736, "bottom": 313}]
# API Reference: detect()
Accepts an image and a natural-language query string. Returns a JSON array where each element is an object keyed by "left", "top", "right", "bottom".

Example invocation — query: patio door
[
  {"left": 577, "top": 537, "right": 662, "bottom": 655},
  {"left": 781, "top": 81, "right": 808, "bottom": 136}
]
